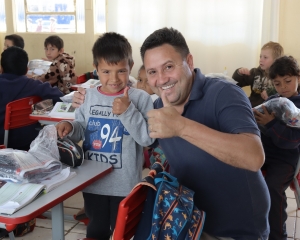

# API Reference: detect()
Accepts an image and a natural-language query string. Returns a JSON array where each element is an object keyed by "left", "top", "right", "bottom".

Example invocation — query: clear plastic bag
[
  {"left": 254, "top": 97, "right": 300, "bottom": 128},
  {"left": 0, "top": 125, "right": 62, "bottom": 183}
]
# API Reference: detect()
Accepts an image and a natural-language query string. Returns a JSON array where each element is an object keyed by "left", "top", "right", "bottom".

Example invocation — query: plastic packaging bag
[
  {"left": 254, "top": 97, "right": 300, "bottom": 128},
  {"left": 60, "top": 92, "right": 74, "bottom": 103},
  {"left": 0, "top": 125, "right": 62, "bottom": 183}
]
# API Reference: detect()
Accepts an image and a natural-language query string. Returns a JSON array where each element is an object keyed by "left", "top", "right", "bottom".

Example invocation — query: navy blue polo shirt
[{"left": 154, "top": 69, "right": 270, "bottom": 239}]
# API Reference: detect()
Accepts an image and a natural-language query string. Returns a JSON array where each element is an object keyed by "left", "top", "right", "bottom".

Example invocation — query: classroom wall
[
  {"left": 279, "top": 0, "right": 300, "bottom": 61},
  {"left": 1, "top": 0, "right": 299, "bottom": 80}
]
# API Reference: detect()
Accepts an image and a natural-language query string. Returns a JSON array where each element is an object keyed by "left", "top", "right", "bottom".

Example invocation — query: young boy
[
  {"left": 4, "top": 34, "right": 25, "bottom": 50},
  {"left": 0, "top": 46, "right": 63, "bottom": 150},
  {"left": 232, "top": 41, "right": 284, "bottom": 107},
  {"left": 56, "top": 32, "right": 154, "bottom": 239},
  {"left": 253, "top": 56, "right": 300, "bottom": 239},
  {"left": 33, "top": 35, "right": 77, "bottom": 95}
]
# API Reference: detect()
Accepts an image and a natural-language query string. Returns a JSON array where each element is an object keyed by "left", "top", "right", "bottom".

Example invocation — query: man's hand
[
  {"left": 147, "top": 90, "right": 186, "bottom": 138},
  {"left": 72, "top": 87, "right": 86, "bottom": 108},
  {"left": 56, "top": 121, "right": 73, "bottom": 138},
  {"left": 238, "top": 67, "right": 250, "bottom": 75},
  {"left": 112, "top": 87, "right": 130, "bottom": 115},
  {"left": 253, "top": 105, "right": 275, "bottom": 126}
]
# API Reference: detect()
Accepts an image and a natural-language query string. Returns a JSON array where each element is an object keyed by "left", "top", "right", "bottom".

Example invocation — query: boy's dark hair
[
  {"left": 1, "top": 47, "right": 28, "bottom": 75},
  {"left": 92, "top": 32, "right": 133, "bottom": 67},
  {"left": 269, "top": 56, "right": 300, "bottom": 80},
  {"left": 138, "top": 65, "right": 145, "bottom": 75},
  {"left": 5, "top": 34, "right": 25, "bottom": 49},
  {"left": 140, "top": 27, "right": 190, "bottom": 62},
  {"left": 44, "top": 35, "right": 64, "bottom": 50}
]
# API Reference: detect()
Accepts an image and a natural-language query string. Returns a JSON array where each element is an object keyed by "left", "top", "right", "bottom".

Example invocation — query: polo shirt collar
[{"left": 189, "top": 68, "right": 205, "bottom": 101}]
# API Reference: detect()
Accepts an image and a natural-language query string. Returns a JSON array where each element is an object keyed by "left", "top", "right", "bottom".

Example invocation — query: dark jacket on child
[
  {"left": 232, "top": 66, "right": 275, "bottom": 107},
  {"left": 0, "top": 73, "right": 63, "bottom": 150},
  {"left": 262, "top": 94, "right": 300, "bottom": 168}
]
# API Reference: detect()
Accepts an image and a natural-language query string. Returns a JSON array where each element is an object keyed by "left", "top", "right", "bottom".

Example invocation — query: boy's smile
[{"left": 95, "top": 59, "right": 132, "bottom": 94}]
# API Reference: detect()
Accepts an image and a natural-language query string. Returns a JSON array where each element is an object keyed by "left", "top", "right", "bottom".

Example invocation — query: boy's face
[
  {"left": 259, "top": 49, "right": 275, "bottom": 72},
  {"left": 137, "top": 68, "right": 154, "bottom": 95},
  {"left": 4, "top": 39, "right": 14, "bottom": 50},
  {"left": 273, "top": 75, "right": 299, "bottom": 98},
  {"left": 44, "top": 44, "right": 63, "bottom": 61},
  {"left": 95, "top": 59, "right": 133, "bottom": 94}
]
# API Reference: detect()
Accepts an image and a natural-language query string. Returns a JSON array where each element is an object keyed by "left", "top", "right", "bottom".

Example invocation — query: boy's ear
[
  {"left": 59, "top": 48, "right": 64, "bottom": 54},
  {"left": 129, "top": 61, "right": 134, "bottom": 73},
  {"left": 93, "top": 64, "right": 98, "bottom": 75}
]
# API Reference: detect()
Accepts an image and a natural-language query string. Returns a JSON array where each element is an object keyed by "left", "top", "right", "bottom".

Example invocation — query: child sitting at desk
[
  {"left": 3, "top": 34, "right": 25, "bottom": 50},
  {"left": 31, "top": 35, "right": 77, "bottom": 95},
  {"left": 55, "top": 32, "right": 154, "bottom": 239},
  {"left": 0, "top": 46, "right": 63, "bottom": 150}
]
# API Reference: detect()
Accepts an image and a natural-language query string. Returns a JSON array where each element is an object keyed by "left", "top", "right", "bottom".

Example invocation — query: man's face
[
  {"left": 4, "top": 39, "right": 14, "bottom": 50},
  {"left": 144, "top": 44, "right": 194, "bottom": 108}
]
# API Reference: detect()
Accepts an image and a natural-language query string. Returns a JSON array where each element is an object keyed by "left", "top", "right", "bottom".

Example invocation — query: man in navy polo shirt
[
  {"left": 142, "top": 28, "right": 270, "bottom": 240},
  {"left": 72, "top": 28, "right": 270, "bottom": 239}
]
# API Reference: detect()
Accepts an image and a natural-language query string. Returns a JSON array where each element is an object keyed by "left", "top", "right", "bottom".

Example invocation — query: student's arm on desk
[{"left": 148, "top": 92, "right": 264, "bottom": 172}]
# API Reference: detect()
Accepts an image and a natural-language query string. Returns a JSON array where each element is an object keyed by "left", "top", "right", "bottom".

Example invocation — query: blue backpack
[{"left": 134, "top": 163, "right": 205, "bottom": 240}]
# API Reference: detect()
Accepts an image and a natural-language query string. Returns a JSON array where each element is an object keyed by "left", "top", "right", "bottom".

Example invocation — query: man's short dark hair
[
  {"left": 1, "top": 47, "right": 28, "bottom": 75},
  {"left": 5, "top": 34, "right": 25, "bottom": 49},
  {"left": 92, "top": 32, "right": 133, "bottom": 67},
  {"left": 140, "top": 27, "right": 190, "bottom": 62},
  {"left": 44, "top": 35, "right": 64, "bottom": 50}
]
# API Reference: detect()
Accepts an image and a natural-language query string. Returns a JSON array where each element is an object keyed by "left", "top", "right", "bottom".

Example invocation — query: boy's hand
[
  {"left": 260, "top": 90, "right": 268, "bottom": 100},
  {"left": 56, "top": 121, "right": 73, "bottom": 138},
  {"left": 238, "top": 68, "right": 250, "bottom": 75},
  {"left": 72, "top": 87, "right": 86, "bottom": 108},
  {"left": 112, "top": 87, "right": 130, "bottom": 115},
  {"left": 253, "top": 105, "right": 275, "bottom": 126}
]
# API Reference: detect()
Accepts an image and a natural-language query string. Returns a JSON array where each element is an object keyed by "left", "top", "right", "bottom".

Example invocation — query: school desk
[{"left": 0, "top": 160, "right": 112, "bottom": 240}]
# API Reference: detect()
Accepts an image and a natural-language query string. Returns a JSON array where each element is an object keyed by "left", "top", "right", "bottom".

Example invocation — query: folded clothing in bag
[{"left": 57, "top": 137, "right": 84, "bottom": 167}]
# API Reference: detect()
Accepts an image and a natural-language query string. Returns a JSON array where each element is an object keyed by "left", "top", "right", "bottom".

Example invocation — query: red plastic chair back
[
  {"left": 112, "top": 185, "right": 148, "bottom": 240},
  {"left": 76, "top": 74, "right": 87, "bottom": 84},
  {"left": 4, "top": 96, "right": 42, "bottom": 146}
]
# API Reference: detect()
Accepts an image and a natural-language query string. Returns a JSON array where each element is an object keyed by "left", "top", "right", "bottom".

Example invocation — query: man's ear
[{"left": 186, "top": 53, "right": 194, "bottom": 71}]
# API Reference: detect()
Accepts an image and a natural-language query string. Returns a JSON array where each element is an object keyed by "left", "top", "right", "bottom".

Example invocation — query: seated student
[
  {"left": 0, "top": 46, "right": 63, "bottom": 150},
  {"left": 232, "top": 41, "right": 284, "bottom": 107},
  {"left": 32, "top": 35, "right": 77, "bottom": 95},
  {"left": 3, "top": 34, "right": 25, "bottom": 50}
]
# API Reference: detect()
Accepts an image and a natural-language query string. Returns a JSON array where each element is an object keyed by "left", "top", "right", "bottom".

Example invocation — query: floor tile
[
  {"left": 65, "top": 231, "right": 86, "bottom": 240},
  {"left": 287, "top": 216, "right": 296, "bottom": 238},
  {"left": 69, "top": 222, "right": 86, "bottom": 234},
  {"left": 1, "top": 227, "right": 53, "bottom": 240},
  {"left": 288, "top": 198, "right": 298, "bottom": 217}
]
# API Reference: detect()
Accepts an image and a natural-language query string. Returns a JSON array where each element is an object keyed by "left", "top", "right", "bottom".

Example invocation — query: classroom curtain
[{"left": 105, "top": 0, "right": 280, "bottom": 77}]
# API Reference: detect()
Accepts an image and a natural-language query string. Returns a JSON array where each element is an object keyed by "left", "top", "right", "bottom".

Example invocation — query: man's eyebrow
[{"left": 145, "top": 60, "right": 174, "bottom": 71}]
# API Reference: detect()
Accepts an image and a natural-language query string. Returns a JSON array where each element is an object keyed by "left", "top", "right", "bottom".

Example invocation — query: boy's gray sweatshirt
[{"left": 68, "top": 87, "right": 154, "bottom": 196}]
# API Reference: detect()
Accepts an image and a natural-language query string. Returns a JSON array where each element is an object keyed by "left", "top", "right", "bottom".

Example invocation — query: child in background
[
  {"left": 253, "top": 56, "right": 300, "bottom": 239},
  {"left": 33, "top": 35, "right": 77, "bottom": 95},
  {"left": 55, "top": 32, "right": 154, "bottom": 240},
  {"left": 0, "top": 46, "right": 63, "bottom": 150},
  {"left": 3, "top": 34, "right": 25, "bottom": 50},
  {"left": 136, "top": 65, "right": 159, "bottom": 102},
  {"left": 136, "top": 65, "right": 169, "bottom": 171},
  {"left": 232, "top": 41, "right": 284, "bottom": 107}
]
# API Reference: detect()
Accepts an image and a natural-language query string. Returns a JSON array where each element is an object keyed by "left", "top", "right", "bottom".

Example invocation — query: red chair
[
  {"left": 78, "top": 185, "right": 148, "bottom": 240},
  {"left": 112, "top": 185, "right": 148, "bottom": 240},
  {"left": 4, "top": 96, "right": 42, "bottom": 147},
  {"left": 76, "top": 72, "right": 95, "bottom": 84}
]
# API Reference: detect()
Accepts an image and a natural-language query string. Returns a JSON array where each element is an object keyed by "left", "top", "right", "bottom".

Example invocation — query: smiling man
[
  {"left": 71, "top": 27, "right": 270, "bottom": 239},
  {"left": 141, "top": 27, "right": 270, "bottom": 240}
]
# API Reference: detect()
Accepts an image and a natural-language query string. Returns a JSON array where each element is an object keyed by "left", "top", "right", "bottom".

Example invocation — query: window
[
  {"left": 0, "top": 0, "right": 6, "bottom": 32},
  {"left": 14, "top": 0, "right": 85, "bottom": 33},
  {"left": 94, "top": 0, "right": 106, "bottom": 33}
]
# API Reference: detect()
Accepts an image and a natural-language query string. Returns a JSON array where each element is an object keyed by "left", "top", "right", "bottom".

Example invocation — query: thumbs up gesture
[
  {"left": 112, "top": 87, "right": 131, "bottom": 115},
  {"left": 147, "top": 90, "right": 186, "bottom": 138}
]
